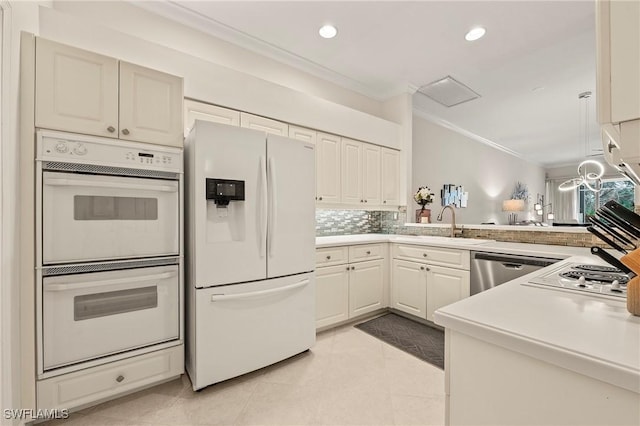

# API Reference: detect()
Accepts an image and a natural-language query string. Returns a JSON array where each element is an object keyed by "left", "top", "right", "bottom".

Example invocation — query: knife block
[
  {"left": 621, "top": 248, "right": 640, "bottom": 316},
  {"left": 627, "top": 277, "right": 640, "bottom": 317}
]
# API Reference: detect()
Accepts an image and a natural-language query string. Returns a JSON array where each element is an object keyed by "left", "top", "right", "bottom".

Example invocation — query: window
[{"left": 578, "top": 178, "right": 635, "bottom": 221}]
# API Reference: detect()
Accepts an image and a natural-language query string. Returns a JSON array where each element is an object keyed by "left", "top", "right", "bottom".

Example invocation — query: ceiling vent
[{"left": 417, "top": 76, "right": 480, "bottom": 107}]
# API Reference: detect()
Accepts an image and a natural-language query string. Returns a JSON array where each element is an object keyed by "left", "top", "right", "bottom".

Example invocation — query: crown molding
[
  {"left": 134, "top": 0, "right": 404, "bottom": 102},
  {"left": 412, "top": 107, "right": 544, "bottom": 168}
]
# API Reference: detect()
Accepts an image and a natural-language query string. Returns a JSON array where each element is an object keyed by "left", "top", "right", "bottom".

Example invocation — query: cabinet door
[
  {"left": 184, "top": 100, "right": 239, "bottom": 136},
  {"left": 362, "top": 143, "right": 381, "bottom": 205},
  {"left": 609, "top": 0, "right": 640, "bottom": 122},
  {"left": 240, "top": 112, "right": 288, "bottom": 136},
  {"left": 316, "top": 132, "right": 341, "bottom": 203},
  {"left": 119, "top": 62, "right": 184, "bottom": 147},
  {"left": 288, "top": 125, "right": 317, "bottom": 145},
  {"left": 35, "top": 37, "right": 119, "bottom": 138},
  {"left": 381, "top": 148, "right": 400, "bottom": 206},
  {"left": 316, "top": 265, "right": 349, "bottom": 329},
  {"left": 341, "top": 138, "right": 363, "bottom": 205},
  {"left": 426, "top": 265, "right": 470, "bottom": 322},
  {"left": 349, "top": 259, "right": 384, "bottom": 318},
  {"left": 391, "top": 259, "right": 427, "bottom": 319}
]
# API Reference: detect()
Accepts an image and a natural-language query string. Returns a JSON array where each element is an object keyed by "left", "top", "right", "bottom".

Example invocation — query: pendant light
[{"left": 558, "top": 91, "right": 604, "bottom": 192}]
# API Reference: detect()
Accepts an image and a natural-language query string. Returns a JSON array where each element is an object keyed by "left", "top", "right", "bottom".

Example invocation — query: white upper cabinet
[
  {"left": 341, "top": 138, "right": 363, "bottom": 205},
  {"left": 316, "top": 132, "right": 342, "bottom": 203},
  {"left": 597, "top": 0, "right": 640, "bottom": 124},
  {"left": 184, "top": 100, "right": 240, "bottom": 136},
  {"left": 381, "top": 148, "right": 400, "bottom": 206},
  {"left": 35, "top": 38, "right": 183, "bottom": 147},
  {"left": 288, "top": 125, "right": 317, "bottom": 145},
  {"left": 362, "top": 144, "right": 381, "bottom": 206},
  {"left": 240, "top": 112, "right": 288, "bottom": 136},
  {"left": 35, "top": 38, "right": 119, "bottom": 138},
  {"left": 119, "top": 62, "right": 183, "bottom": 147}
]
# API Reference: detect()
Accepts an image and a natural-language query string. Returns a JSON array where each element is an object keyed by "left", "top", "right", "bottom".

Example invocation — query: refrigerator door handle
[
  {"left": 210, "top": 279, "right": 310, "bottom": 302},
  {"left": 259, "top": 156, "right": 268, "bottom": 258},
  {"left": 268, "top": 156, "right": 277, "bottom": 257}
]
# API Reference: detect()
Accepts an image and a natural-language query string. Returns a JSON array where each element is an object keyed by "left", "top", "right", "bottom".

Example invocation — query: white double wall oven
[{"left": 35, "top": 130, "right": 183, "bottom": 378}]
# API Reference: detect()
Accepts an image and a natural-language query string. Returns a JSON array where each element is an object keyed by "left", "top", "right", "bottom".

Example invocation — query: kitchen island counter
[{"left": 434, "top": 255, "right": 640, "bottom": 425}]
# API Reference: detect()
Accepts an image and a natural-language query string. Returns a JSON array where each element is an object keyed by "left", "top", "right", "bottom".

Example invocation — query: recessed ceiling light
[
  {"left": 465, "top": 27, "right": 486, "bottom": 41},
  {"left": 319, "top": 24, "right": 338, "bottom": 39}
]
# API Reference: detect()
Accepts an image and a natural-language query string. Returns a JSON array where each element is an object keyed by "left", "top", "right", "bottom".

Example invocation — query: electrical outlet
[{"left": 393, "top": 212, "right": 398, "bottom": 220}]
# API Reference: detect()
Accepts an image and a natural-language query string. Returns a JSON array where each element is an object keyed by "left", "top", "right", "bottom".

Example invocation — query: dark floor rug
[{"left": 355, "top": 313, "right": 444, "bottom": 369}]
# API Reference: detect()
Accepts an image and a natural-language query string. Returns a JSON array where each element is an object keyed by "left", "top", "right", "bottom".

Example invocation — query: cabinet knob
[
  {"left": 383, "top": 200, "right": 387, "bottom": 204},
  {"left": 116, "top": 375, "right": 125, "bottom": 383},
  {"left": 107, "top": 126, "right": 116, "bottom": 133},
  {"left": 423, "top": 253, "right": 428, "bottom": 257},
  {"left": 364, "top": 199, "right": 368, "bottom": 203},
  {"left": 326, "top": 255, "right": 331, "bottom": 260},
  {"left": 121, "top": 128, "right": 130, "bottom": 136},
  {"left": 319, "top": 197, "right": 323, "bottom": 201},
  {"left": 360, "top": 199, "right": 364, "bottom": 203},
  {"left": 420, "top": 266, "right": 425, "bottom": 270},
  {"left": 315, "top": 197, "right": 318, "bottom": 200},
  {"left": 351, "top": 266, "right": 355, "bottom": 270},
  {"left": 427, "top": 267, "right": 431, "bottom": 271},
  {"left": 366, "top": 250, "right": 371, "bottom": 255},
  {"left": 346, "top": 266, "right": 350, "bottom": 271}
]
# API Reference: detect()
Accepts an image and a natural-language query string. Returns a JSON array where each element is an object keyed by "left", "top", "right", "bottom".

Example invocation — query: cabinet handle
[
  {"left": 116, "top": 375, "right": 125, "bottom": 383},
  {"left": 107, "top": 126, "right": 116, "bottom": 133},
  {"left": 121, "top": 128, "right": 130, "bottom": 136},
  {"left": 366, "top": 250, "right": 371, "bottom": 255},
  {"left": 326, "top": 255, "right": 331, "bottom": 260},
  {"left": 423, "top": 253, "right": 428, "bottom": 257}
]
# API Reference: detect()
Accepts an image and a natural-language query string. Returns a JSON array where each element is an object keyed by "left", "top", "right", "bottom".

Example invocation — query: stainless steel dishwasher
[{"left": 470, "top": 252, "right": 561, "bottom": 295}]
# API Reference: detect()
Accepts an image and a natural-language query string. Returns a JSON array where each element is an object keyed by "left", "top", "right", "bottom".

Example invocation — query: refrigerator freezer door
[
  {"left": 266, "top": 135, "right": 316, "bottom": 278},
  {"left": 190, "top": 273, "right": 315, "bottom": 390},
  {"left": 187, "top": 121, "right": 267, "bottom": 287}
]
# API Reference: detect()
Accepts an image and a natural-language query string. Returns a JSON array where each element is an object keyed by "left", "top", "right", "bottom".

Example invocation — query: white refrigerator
[{"left": 185, "top": 120, "right": 316, "bottom": 390}]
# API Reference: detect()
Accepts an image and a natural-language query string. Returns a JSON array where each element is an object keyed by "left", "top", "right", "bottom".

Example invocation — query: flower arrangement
[{"left": 414, "top": 186, "right": 434, "bottom": 207}]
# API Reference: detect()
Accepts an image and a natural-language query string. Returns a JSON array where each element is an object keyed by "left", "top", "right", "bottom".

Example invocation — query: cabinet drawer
[
  {"left": 37, "top": 345, "right": 183, "bottom": 411},
  {"left": 349, "top": 243, "right": 384, "bottom": 262},
  {"left": 392, "top": 244, "right": 470, "bottom": 270},
  {"left": 316, "top": 246, "right": 349, "bottom": 267}
]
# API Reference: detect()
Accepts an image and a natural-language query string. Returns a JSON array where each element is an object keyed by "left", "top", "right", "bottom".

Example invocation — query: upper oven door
[{"left": 42, "top": 171, "right": 179, "bottom": 264}]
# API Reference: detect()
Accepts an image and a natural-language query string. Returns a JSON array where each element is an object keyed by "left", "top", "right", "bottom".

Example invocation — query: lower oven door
[
  {"left": 42, "top": 265, "right": 179, "bottom": 371},
  {"left": 42, "top": 171, "right": 179, "bottom": 264}
]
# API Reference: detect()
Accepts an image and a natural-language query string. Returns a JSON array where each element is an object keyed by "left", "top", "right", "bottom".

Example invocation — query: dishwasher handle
[
  {"left": 501, "top": 263, "right": 524, "bottom": 270},
  {"left": 472, "top": 251, "right": 561, "bottom": 268}
]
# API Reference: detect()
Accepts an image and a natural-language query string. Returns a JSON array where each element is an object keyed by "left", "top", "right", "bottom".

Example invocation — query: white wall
[{"left": 412, "top": 115, "right": 546, "bottom": 225}]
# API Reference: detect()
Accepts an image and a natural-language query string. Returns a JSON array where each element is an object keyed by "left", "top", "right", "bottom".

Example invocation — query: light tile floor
[{"left": 42, "top": 324, "right": 445, "bottom": 426}]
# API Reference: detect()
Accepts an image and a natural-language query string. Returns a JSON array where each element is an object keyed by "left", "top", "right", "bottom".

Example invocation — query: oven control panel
[{"left": 37, "top": 131, "right": 183, "bottom": 173}]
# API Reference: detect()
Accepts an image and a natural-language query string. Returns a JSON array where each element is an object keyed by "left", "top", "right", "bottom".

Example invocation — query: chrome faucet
[{"left": 437, "top": 204, "right": 463, "bottom": 238}]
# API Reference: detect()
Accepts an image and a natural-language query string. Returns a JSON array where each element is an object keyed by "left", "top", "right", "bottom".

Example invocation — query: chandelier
[{"left": 558, "top": 91, "right": 604, "bottom": 192}]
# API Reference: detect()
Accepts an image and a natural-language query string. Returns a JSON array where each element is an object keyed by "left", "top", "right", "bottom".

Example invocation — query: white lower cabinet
[
  {"left": 391, "top": 244, "right": 470, "bottom": 322},
  {"left": 37, "top": 345, "right": 183, "bottom": 411},
  {"left": 315, "top": 244, "right": 386, "bottom": 329},
  {"left": 426, "top": 265, "right": 469, "bottom": 322},
  {"left": 316, "top": 264, "right": 349, "bottom": 328},
  {"left": 349, "top": 259, "right": 384, "bottom": 317}
]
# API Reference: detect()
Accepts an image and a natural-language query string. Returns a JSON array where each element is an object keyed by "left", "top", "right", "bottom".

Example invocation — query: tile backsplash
[{"left": 316, "top": 208, "right": 639, "bottom": 248}]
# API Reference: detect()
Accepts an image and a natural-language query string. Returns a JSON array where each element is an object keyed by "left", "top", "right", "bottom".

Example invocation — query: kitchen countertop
[
  {"left": 404, "top": 223, "right": 591, "bottom": 233},
  {"left": 316, "top": 234, "right": 591, "bottom": 258},
  {"left": 434, "top": 255, "right": 640, "bottom": 394}
]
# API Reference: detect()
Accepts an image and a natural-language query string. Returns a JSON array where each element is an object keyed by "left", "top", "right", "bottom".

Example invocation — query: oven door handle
[
  {"left": 43, "top": 178, "right": 178, "bottom": 193},
  {"left": 210, "top": 279, "right": 310, "bottom": 302},
  {"left": 44, "top": 271, "right": 176, "bottom": 292}
]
